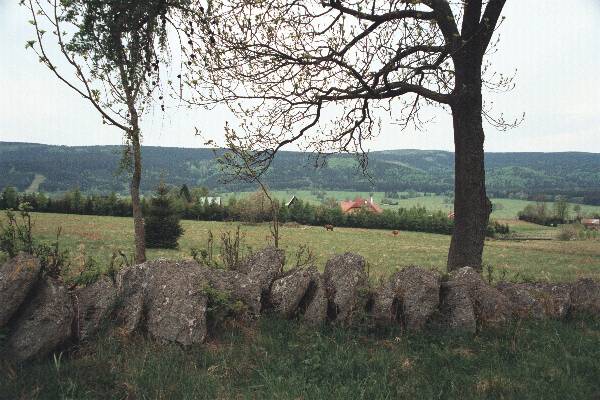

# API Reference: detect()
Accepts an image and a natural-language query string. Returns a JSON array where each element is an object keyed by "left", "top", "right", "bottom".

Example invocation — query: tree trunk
[
  {"left": 129, "top": 117, "right": 146, "bottom": 264},
  {"left": 447, "top": 62, "right": 492, "bottom": 272}
]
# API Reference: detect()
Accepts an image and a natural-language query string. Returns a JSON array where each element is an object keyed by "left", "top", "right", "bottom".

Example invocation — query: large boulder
[
  {"left": 437, "top": 267, "right": 510, "bottom": 332},
  {"left": 6, "top": 278, "right": 73, "bottom": 361},
  {"left": 453, "top": 267, "right": 512, "bottom": 328},
  {"left": 115, "top": 262, "right": 152, "bottom": 335},
  {"left": 496, "top": 282, "right": 545, "bottom": 319},
  {"left": 497, "top": 282, "right": 571, "bottom": 319},
  {"left": 0, "top": 253, "right": 41, "bottom": 327},
  {"left": 301, "top": 270, "right": 328, "bottom": 325},
  {"left": 269, "top": 267, "right": 313, "bottom": 318},
  {"left": 438, "top": 280, "right": 477, "bottom": 333},
  {"left": 570, "top": 278, "right": 600, "bottom": 317},
  {"left": 372, "top": 266, "right": 440, "bottom": 330},
  {"left": 72, "top": 277, "right": 118, "bottom": 341},
  {"left": 199, "top": 265, "right": 263, "bottom": 316},
  {"left": 323, "top": 253, "right": 369, "bottom": 325},
  {"left": 144, "top": 262, "right": 208, "bottom": 345},
  {"left": 238, "top": 247, "right": 285, "bottom": 295},
  {"left": 115, "top": 260, "right": 208, "bottom": 345},
  {"left": 267, "top": 266, "right": 328, "bottom": 324}
]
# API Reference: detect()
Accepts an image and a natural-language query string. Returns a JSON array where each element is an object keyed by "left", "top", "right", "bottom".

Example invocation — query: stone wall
[{"left": 1, "top": 249, "right": 599, "bottom": 361}]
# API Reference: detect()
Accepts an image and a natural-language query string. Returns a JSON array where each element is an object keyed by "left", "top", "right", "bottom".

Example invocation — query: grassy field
[
  {"left": 221, "top": 191, "right": 600, "bottom": 220},
  {"left": 7, "top": 212, "right": 600, "bottom": 282},
  {"left": 2, "top": 317, "right": 600, "bottom": 399},
  {"left": 2, "top": 212, "right": 600, "bottom": 399}
]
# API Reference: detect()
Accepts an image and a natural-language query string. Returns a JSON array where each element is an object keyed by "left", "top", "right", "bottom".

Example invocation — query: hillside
[{"left": 1, "top": 141, "right": 599, "bottom": 197}]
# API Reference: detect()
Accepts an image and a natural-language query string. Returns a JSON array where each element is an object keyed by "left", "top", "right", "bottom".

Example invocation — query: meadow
[
  {"left": 11, "top": 211, "right": 600, "bottom": 283},
  {"left": 2, "top": 212, "right": 600, "bottom": 399}
]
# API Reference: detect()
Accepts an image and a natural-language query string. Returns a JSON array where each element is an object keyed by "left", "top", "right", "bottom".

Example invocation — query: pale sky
[{"left": 1, "top": 0, "right": 599, "bottom": 152}]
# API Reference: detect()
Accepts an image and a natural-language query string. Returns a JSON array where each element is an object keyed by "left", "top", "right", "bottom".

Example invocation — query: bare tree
[
  {"left": 182, "top": 0, "right": 519, "bottom": 271},
  {"left": 23, "top": 0, "right": 189, "bottom": 263},
  {"left": 221, "top": 135, "right": 281, "bottom": 248}
]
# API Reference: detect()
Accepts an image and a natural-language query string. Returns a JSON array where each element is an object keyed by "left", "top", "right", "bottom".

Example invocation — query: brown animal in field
[
  {"left": 324, "top": 224, "right": 334, "bottom": 231},
  {"left": 392, "top": 230, "right": 399, "bottom": 236}
]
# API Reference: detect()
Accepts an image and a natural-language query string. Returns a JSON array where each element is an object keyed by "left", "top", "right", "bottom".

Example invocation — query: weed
[{"left": 200, "top": 285, "right": 248, "bottom": 330}]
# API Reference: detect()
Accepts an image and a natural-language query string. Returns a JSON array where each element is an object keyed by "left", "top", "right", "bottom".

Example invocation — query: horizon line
[{"left": 1, "top": 140, "right": 599, "bottom": 155}]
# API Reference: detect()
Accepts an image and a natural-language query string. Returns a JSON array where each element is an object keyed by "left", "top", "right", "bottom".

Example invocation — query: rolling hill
[{"left": 1, "top": 141, "right": 599, "bottom": 198}]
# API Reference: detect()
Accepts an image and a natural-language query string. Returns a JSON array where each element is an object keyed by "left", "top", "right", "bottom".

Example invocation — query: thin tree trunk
[
  {"left": 129, "top": 114, "right": 146, "bottom": 264},
  {"left": 447, "top": 62, "right": 492, "bottom": 272}
]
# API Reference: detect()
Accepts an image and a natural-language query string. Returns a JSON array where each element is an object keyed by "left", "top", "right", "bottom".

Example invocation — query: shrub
[
  {"left": 0, "top": 205, "right": 69, "bottom": 277},
  {"left": 486, "top": 220, "right": 510, "bottom": 237},
  {"left": 144, "top": 182, "right": 184, "bottom": 249},
  {"left": 558, "top": 224, "right": 578, "bottom": 241}
]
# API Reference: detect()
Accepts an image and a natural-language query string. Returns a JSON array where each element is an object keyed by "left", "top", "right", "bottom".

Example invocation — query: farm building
[
  {"left": 340, "top": 196, "right": 383, "bottom": 214},
  {"left": 286, "top": 195, "right": 299, "bottom": 207},
  {"left": 198, "top": 196, "right": 222, "bottom": 206},
  {"left": 582, "top": 218, "right": 600, "bottom": 230}
]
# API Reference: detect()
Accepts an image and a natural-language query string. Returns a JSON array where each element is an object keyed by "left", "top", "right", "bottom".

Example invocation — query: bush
[
  {"left": 144, "top": 182, "right": 184, "bottom": 249},
  {"left": 486, "top": 220, "right": 510, "bottom": 237},
  {"left": 0, "top": 205, "right": 69, "bottom": 277},
  {"left": 557, "top": 224, "right": 580, "bottom": 241},
  {"left": 558, "top": 223, "right": 599, "bottom": 241}
]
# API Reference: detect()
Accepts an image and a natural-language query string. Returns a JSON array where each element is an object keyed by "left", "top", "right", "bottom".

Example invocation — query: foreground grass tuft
[{"left": 2, "top": 317, "right": 600, "bottom": 399}]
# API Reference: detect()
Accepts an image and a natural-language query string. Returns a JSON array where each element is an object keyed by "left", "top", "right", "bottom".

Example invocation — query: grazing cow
[
  {"left": 392, "top": 230, "right": 399, "bottom": 236},
  {"left": 325, "top": 224, "right": 334, "bottom": 231}
]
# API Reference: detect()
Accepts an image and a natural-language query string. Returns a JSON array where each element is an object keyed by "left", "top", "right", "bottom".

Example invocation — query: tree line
[
  {"left": 517, "top": 196, "right": 600, "bottom": 226},
  {"left": 0, "top": 185, "right": 509, "bottom": 237}
]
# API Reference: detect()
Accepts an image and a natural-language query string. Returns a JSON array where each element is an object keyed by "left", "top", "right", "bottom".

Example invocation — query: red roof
[
  {"left": 340, "top": 197, "right": 383, "bottom": 214},
  {"left": 582, "top": 218, "right": 600, "bottom": 226}
]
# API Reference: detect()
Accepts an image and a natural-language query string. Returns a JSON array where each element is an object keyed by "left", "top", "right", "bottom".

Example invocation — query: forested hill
[{"left": 1, "top": 141, "right": 599, "bottom": 197}]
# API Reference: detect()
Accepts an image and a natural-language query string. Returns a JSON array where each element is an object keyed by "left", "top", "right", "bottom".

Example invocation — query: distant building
[
  {"left": 582, "top": 218, "right": 600, "bottom": 230},
  {"left": 340, "top": 196, "right": 383, "bottom": 214},
  {"left": 286, "top": 195, "right": 299, "bottom": 207},
  {"left": 198, "top": 196, "right": 221, "bottom": 206}
]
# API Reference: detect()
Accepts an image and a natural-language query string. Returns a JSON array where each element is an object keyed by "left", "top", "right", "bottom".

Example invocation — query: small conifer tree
[{"left": 144, "top": 182, "right": 184, "bottom": 249}]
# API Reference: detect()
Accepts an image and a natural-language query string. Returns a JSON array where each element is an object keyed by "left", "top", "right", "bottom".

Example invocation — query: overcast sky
[{"left": 1, "top": 0, "right": 599, "bottom": 153}]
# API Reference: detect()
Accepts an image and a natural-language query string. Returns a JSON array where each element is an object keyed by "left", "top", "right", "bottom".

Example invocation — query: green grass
[
  {"left": 2, "top": 212, "right": 600, "bottom": 399},
  {"left": 2, "top": 317, "right": 600, "bottom": 399},
  {"left": 6, "top": 212, "right": 600, "bottom": 283},
  {"left": 220, "top": 191, "right": 600, "bottom": 220}
]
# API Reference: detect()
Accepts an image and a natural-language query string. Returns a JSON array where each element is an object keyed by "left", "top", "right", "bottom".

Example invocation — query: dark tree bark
[{"left": 447, "top": 60, "right": 492, "bottom": 271}]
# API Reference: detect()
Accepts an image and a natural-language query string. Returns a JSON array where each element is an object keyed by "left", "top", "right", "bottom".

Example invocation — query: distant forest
[{"left": 1, "top": 142, "right": 599, "bottom": 204}]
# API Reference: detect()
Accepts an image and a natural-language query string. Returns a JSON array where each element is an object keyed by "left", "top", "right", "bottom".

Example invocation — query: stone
[
  {"left": 323, "top": 253, "right": 369, "bottom": 325},
  {"left": 73, "top": 276, "right": 118, "bottom": 341},
  {"left": 115, "top": 260, "right": 208, "bottom": 344},
  {"left": 0, "top": 253, "right": 41, "bottom": 327},
  {"left": 373, "top": 267, "right": 440, "bottom": 330},
  {"left": 200, "top": 265, "right": 263, "bottom": 316},
  {"left": 437, "top": 267, "right": 511, "bottom": 332},
  {"left": 496, "top": 282, "right": 545, "bottom": 319},
  {"left": 6, "top": 278, "right": 73, "bottom": 361},
  {"left": 372, "top": 278, "right": 398, "bottom": 324},
  {"left": 496, "top": 282, "right": 571, "bottom": 320},
  {"left": 238, "top": 247, "right": 285, "bottom": 295},
  {"left": 301, "top": 269, "right": 328, "bottom": 325},
  {"left": 452, "top": 267, "right": 512, "bottom": 328},
  {"left": 144, "top": 262, "right": 208, "bottom": 345},
  {"left": 269, "top": 267, "right": 313, "bottom": 318},
  {"left": 438, "top": 279, "right": 476, "bottom": 333},
  {"left": 115, "top": 262, "right": 152, "bottom": 335},
  {"left": 570, "top": 278, "right": 600, "bottom": 317}
]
